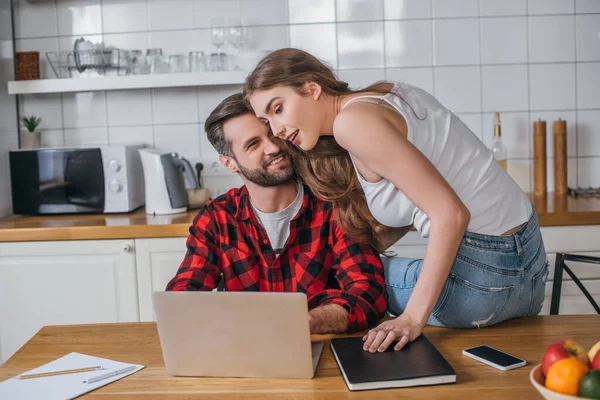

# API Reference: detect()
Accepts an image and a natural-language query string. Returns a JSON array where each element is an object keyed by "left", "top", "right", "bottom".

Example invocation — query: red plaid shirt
[{"left": 166, "top": 184, "right": 387, "bottom": 332}]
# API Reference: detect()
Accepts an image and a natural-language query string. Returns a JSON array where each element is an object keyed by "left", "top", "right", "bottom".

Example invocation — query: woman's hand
[{"left": 362, "top": 314, "right": 424, "bottom": 352}]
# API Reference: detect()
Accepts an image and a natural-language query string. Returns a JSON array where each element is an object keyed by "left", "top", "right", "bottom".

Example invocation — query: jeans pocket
[
  {"left": 433, "top": 272, "right": 514, "bottom": 328},
  {"left": 528, "top": 259, "right": 550, "bottom": 316}
]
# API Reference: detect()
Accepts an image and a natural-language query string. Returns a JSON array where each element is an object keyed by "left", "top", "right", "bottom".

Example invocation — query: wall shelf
[{"left": 7, "top": 71, "right": 248, "bottom": 95}]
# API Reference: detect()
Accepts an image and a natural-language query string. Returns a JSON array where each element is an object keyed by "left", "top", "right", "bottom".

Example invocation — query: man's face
[{"left": 220, "top": 113, "right": 294, "bottom": 187}]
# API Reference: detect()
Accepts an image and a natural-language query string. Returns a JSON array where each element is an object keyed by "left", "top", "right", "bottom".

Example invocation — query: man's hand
[{"left": 308, "top": 304, "right": 349, "bottom": 334}]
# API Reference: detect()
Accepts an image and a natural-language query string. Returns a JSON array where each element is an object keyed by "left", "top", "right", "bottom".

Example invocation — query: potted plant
[{"left": 20, "top": 114, "right": 42, "bottom": 149}]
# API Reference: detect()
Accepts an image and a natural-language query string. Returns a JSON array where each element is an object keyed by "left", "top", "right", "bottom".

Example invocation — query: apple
[
  {"left": 593, "top": 351, "right": 600, "bottom": 370},
  {"left": 542, "top": 340, "right": 590, "bottom": 376},
  {"left": 589, "top": 341, "right": 600, "bottom": 364}
]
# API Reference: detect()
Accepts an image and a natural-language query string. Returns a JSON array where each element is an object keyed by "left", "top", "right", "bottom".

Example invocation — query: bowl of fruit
[{"left": 530, "top": 340, "right": 600, "bottom": 399}]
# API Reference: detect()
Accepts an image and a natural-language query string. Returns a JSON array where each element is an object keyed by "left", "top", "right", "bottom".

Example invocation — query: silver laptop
[{"left": 152, "top": 291, "right": 324, "bottom": 379}]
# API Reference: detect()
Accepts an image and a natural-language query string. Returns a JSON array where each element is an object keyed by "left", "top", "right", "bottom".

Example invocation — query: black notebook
[{"left": 330, "top": 335, "right": 456, "bottom": 391}]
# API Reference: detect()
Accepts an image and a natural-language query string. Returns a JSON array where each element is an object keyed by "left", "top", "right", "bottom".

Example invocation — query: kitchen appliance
[
  {"left": 9, "top": 144, "right": 146, "bottom": 215},
  {"left": 139, "top": 149, "right": 199, "bottom": 215}
]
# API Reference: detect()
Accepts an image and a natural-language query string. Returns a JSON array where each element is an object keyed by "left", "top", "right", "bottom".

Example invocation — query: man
[{"left": 166, "top": 93, "right": 386, "bottom": 334}]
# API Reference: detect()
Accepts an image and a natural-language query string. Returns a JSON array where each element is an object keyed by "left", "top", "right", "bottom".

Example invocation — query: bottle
[{"left": 492, "top": 112, "right": 507, "bottom": 170}]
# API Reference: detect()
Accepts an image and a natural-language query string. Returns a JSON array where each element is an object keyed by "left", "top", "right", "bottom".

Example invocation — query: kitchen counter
[{"left": 0, "top": 194, "right": 599, "bottom": 242}]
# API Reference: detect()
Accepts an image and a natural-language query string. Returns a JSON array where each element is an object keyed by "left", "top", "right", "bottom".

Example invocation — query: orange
[{"left": 545, "top": 357, "right": 591, "bottom": 396}]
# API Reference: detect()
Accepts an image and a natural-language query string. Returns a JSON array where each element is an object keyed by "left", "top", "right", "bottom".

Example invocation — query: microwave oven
[{"left": 9, "top": 144, "right": 146, "bottom": 215}]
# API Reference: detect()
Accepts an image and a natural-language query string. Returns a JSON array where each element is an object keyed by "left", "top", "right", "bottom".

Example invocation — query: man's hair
[{"left": 204, "top": 93, "right": 251, "bottom": 157}]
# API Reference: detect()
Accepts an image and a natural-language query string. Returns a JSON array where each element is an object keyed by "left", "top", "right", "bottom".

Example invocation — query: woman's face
[{"left": 249, "top": 84, "right": 323, "bottom": 151}]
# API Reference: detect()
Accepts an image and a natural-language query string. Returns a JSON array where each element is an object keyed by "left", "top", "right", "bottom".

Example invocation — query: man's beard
[{"left": 236, "top": 153, "right": 294, "bottom": 187}]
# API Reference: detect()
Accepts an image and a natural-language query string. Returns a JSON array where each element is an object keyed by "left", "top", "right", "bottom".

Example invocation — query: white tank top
[{"left": 345, "top": 83, "right": 532, "bottom": 238}]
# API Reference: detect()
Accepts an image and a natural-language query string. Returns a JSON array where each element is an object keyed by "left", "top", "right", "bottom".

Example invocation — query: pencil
[{"left": 18, "top": 366, "right": 102, "bottom": 379}]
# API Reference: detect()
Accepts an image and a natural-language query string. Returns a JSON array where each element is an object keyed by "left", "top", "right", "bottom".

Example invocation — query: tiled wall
[
  {"left": 1, "top": 0, "right": 18, "bottom": 218},
  {"left": 11, "top": 0, "right": 600, "bottom": 196}
]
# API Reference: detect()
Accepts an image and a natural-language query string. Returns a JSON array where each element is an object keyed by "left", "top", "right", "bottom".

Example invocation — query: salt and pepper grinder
[
  {"left": 553, "top": 119, "right": 567, "bottom": 195},
  {"left": 533, "top": 119, "right": 547, "bottom": 197}
]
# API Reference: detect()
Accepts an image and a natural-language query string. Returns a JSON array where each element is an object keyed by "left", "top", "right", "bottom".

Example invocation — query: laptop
[{"left": 152, "top": 291, "right": 324, "bottom": 379}]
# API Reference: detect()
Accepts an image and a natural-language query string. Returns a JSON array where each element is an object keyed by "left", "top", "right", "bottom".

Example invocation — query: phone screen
[{"left": 464, "top": 346, "right": 524, "bottom": 367}]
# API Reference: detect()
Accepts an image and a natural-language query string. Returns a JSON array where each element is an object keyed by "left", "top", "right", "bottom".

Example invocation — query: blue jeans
[{"left": 383, "top": 209, "right": 549, "bottom": 328}]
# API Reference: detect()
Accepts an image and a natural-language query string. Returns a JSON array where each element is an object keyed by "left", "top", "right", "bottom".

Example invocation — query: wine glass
[
  {"left": 227, "top": 18, "right": 242, "bottom": 69},
  {"left": 210, "top": 17, "right": 226, "bottom": 70}
]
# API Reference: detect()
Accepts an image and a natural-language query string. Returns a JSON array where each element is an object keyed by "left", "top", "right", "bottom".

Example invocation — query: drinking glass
[{"left": 210, "top": 17, "right": 226, "bottom": 70}]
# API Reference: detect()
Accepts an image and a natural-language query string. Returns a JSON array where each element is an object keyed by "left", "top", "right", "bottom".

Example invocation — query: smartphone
[{"left": 462, "top": 345, "right": 526, "bottom": 371}]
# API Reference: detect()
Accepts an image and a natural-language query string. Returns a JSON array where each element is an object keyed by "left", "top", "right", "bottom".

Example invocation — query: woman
[{"left": 243, "top": 48, "right": 549, "bottom": 353}]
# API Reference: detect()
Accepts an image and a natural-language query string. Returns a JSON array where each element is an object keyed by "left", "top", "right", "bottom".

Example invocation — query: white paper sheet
[{"left": 0, "top": 352, "right": 144, "bottom": 400}]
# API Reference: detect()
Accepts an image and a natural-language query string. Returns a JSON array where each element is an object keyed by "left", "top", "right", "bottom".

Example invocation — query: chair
[{"left": 550, "top": 253, "right": 600, "bottom": 315}]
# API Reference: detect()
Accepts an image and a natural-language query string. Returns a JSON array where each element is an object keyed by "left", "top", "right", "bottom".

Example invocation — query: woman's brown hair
[{"left": 243, "top": 48, "right": 393, "bottom": 251}]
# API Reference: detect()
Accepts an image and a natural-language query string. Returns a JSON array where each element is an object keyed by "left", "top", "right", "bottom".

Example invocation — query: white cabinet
[
  {"left": 135, "top": 238, "right": 188, "bottom": 322},
  {"left": 0, "top": 240, "right": 139, "bottom": 364}
]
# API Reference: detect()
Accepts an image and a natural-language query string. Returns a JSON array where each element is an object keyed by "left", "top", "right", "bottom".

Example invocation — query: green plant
[{"left": 21, "top": 114, "right": 42, "bottom": 132}]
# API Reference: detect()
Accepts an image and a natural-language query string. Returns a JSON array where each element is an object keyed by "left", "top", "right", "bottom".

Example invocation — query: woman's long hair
[{"left": 244, "top": 48, "right": 392, "bottom": 251}]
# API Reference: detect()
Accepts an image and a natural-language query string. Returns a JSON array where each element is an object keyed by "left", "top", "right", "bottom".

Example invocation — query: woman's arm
[{"left": 333, "top": 102, "right": 470, "bottom": 351}]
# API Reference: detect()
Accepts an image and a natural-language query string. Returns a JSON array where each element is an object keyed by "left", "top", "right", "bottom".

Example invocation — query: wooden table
[{"left": 1, "top": 316, "right": 598, "bottom": 399}]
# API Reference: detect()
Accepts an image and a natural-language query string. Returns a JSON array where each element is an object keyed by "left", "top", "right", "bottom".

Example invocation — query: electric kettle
[{"left": 139, "top": 149, "right": 199, "bottom": 215}]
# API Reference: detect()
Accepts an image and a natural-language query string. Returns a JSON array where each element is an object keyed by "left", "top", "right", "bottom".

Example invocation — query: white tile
[
  {"left": 576, "top": 0, "right": 600, "bottom": 13},
  {"left": 153, "top": 123, "right": 201, "bottom": 160},
  {"left": 152, "top": 88, "right": 199, "bottom": 125},
  {"left": 577, "top": 62, "right": 600, "bottom": 109},
  {"left": 197, "top": 85, "right": 244, "bottom": 122},
  {"left": 528, "top": 16, "right": 575, "bottom": 62},
  {"left": 455, "top": 113, "right": 483, "bottom": 139},
  {"left": 528, "top": 0, "right": 574, "bottom": 15},
  {"left": 545, "top": 157, "right": 577, "bottom": 192},
  {"left": 102, "top": 32, "right": 150, "bottom": 53},
  {"left": 576, "top": 15, "right": 600, "bottom": 62},
  {"left": 203, "top": 175, "right": 244, "bottom": 196},
  {"left": 338, "top": 69, "right": 386, "bottom": 89},
  {"left": 0, "top": 2, "right": 12, "bottom": 40},
  {"left": 383, "top": 0, "right": 431, "bottom": 19},
  {"left": 19, "top": 94, "right": 64, "bottom": 130},
  {"left": 149, "top": 30, "right": 202, "bottom": 55},
  {"left": 338, "top": 22, "right": 384, "bottom": 69},
  {"left": 15, "top": 38, "right": 60, "bottom": 79},
  {"left": 481, "top": 65, "right": 528, "bottom": 112},
  {"left": 578, "top": 158, "right": 600, "bottom": 187},
  {"left": 194, "top": 0, "right": 241, "bottom": 28},
  {"left": 241, "top": 0, "right": 288, "bottom": 26},
  {"left": 39, "top": 129, "right": 65, "bottom": 148},
  {"left": 385, "top": 20, "right": 432, "bottom": 67},
  {"left": 434, "top": 66, "right": 482, "bottom": 112},
  {"left": 337, "top": 0, "right": 383, "bottom": 21},
  {"left": 288, "top": 0, "right": 335, "bottom": 23},
  {"left": 577, "top": 110, "right": 600, "bottom": 157},
  {"left": 529, "top": 110, "right": 577, "bottom": 157},
  {"left": 482, "top": 112, "right": 530, "bottom": 159},
  {"left": 386, "top": 67, "right": 434, "bottom": 95},
  {"left": 106, "top": 90, "right": 152, "bottom": 126},
  {"left": 242, "top": 25, "right": 290, "bottom": 52},
  {"left": 57, "top": 0, "right": 102, "bottom": 36},
  {"left": 432, "top": 0, "right": 479, "bottom": 18},
  {"left": 506, "top": 159, "right": 531, "bottom": 193},
  {"left": 62, "top": 92, "right": 108, "bottom": 128},
  {"left": 108, "top": 125, "right": 154, "bottom": 147},
  {"left": 480, "top": 17, "right": 527, "bottom": 64},
  {"left": 64, "top": 127, "right": 109, "bottom": 147},
  {"left": 433, "top": 19, "right": 480, "bottom": 66},
  {"left": 290, "top": 24, "right": 337, "bottom": 68},
  {"left": 148, "top": 0, "right": 194, "bottom": 31},
  {"left": 13, "top": 0, "right": 58, "bottom": 39},
  {"left": 101, "top": 0, "right": 147, "bottom": 33},
  {"left": 479, "top": 0, "right": 526, "bottom": 16},
  {"left": 529, "top": 64, "right": 576, "bottom": 111},
  {"left": 200, "top": 133, "right": 221, "bottom": 158}
]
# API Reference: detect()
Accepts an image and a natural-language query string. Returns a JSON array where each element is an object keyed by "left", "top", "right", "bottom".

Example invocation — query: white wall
[
  {"left": 1, "top": 0, "right": 18, "bottom": 218},
  {"left": 10, "top": 0, "right": 600, "bottom": 197}
]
